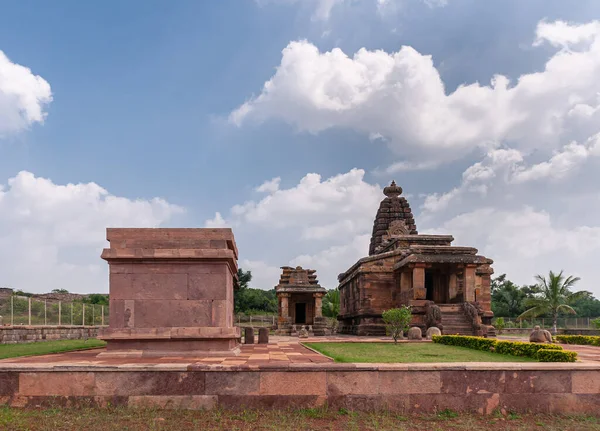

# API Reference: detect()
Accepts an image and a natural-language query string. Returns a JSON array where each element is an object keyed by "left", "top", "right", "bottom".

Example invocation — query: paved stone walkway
[{"left": 2, "top": 335, "right": 600, "bottom": 367}]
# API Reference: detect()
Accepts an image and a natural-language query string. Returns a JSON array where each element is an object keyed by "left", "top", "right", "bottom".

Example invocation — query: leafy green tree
[
  {"left": 518, "top": 270, "right": 584, "bottom": 334},
  {"left": 51, "top": 289, "right": 69, "bottom": 294},
  {"left": 491, "top": 274, "right": 527, "bottom": 317},
  {"left": 567, "top": 291, "right": 600, "bottom": 318},
  {"left": 84, "top": 294, "right": 109, "bottom": 306},
  {"left": 233, "top": 268, "right": 277, "bottom": 314},
  {"left": 322, "top": 289, "right": 340, "bottom": 318},
  {"left": 382, "top": 306, "right": 412, "bottom": 344}
]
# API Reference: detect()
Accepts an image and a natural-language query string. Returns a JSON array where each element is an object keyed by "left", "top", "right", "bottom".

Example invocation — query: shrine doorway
[{"left": 295, "top": 303, "right": 306, "bottom": 324}]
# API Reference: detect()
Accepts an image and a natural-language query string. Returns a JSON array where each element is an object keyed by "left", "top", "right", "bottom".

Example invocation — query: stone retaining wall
[
  {"left": 0, "top": 326, "right": 103, "bottom": 344},
  {"left": 1, "top": 364, "right": 599, "bottom": 413}
]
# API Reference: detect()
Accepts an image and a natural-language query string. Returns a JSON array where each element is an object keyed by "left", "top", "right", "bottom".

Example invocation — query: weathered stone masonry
[
  {"left": 0, "top": 326, "right": 101, "bottom": 344},
  {"left": 1, "top": 364, "right": 600, "bottom": 414}
]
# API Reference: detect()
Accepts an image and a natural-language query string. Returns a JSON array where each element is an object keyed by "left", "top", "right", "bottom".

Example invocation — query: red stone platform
[{"left": 2, "top": 336, "right": 600, "bottom": 414}]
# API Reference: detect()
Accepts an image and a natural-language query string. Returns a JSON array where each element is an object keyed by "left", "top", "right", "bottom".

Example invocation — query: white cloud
[
  {"left": 204, "top": 211, "right": 228, "bottom": 228},
  {"left": 240, "top": 259, "right": 282, "bottom": 290},
  {"left": 291, "top": 234, "right": 370, "bottom": 288},
  {"left": 255, "top": 177, "right": 281, "bottom": 193},
  {"left": 0, "top": 50, "right": 52, "bottom": 138},
  {"left": 433, "top": 207, "right": 600, "bottom": 290},
  {"left": 226, "top": 168, "right": 381, "bottom": 237},
  {"left": 205, "top": 169, "right": 382, "bottom": 288},
  {"left": 0, "top": 171, "right": 183, "bottom": 293},
  {"left": 512, "top": 142, "right": 590, "bottom": 183},
  {"left": 231, "top": 20, "right": 600, "bottom": 166},
  {"left": 534, "top": 20, "right": 600, "bottom": 48}
]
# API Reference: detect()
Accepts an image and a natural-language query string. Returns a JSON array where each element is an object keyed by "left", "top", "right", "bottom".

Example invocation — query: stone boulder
[
  {"left": 529, "top": 325, "right": 553, "bottom": 343},
  {"left": 407, "top": 326, "right": 422, "bottom": 340},
  {"left": 298, "top": 326, "right": 309, "bottom": 338},
  {"left": 426, "top": 326, "right": 442, "bottom": 340}
]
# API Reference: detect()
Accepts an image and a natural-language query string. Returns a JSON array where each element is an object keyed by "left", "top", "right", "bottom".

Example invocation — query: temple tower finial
[{"left": 383, "top": 180, "right": 402, "bottom": 198}]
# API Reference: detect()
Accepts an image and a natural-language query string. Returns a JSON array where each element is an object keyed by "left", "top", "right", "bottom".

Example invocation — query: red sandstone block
[
  {"left": 131, "top": 263, "right": 189, "bottom": 274},
  {"left": 108, "top": 300, "right": 126, "bottom": 328},
  {"left": 110, "top": 264, "right": 134, "bottom": 274},
  {"left": 571, "top": 371, "right": 600, "bottom": 394},
  {"left": 0, "top": 373, "right": 18, "bottom": 396},
  {"left": 504, "top": 371, "right": 571, "bottom": 394},
  {"left": 211, "top": 300, "right": 231, "bottom": 327},
  {"left": 19, "top": 372, "right": 96, "bottom": 396},
  {"left": 95, "top": 372, "right": 205, "bottom": 396},
  {"left": 188, "top": 273, "right": 228, "bottom": 300},
  {"left": 327, "top": 371, "right": 379, "bottom": 395},
  {"left": 379, "top": 371, "right": 440, "bottom": 394},
  {"left": 217, "top": 395, "right": 326, "bottom": 410},
  {"left": 128, "top": 395, "right": 217, "bottom": 410},
  {"left": 440, "top": 370, "right": 504, "bottom": 394},
  {"left": 409, "top": 393, "right": 498, "bottom": 414},
  {"left": 109, "top": 273, "right": 188, "bottom": 301},
  {"left": 259, "top": 372, "right": 326, "bottom": 395},
  {"left": 132, "top": 300, "right": 212, "bottom": 328},
  {"left": 204, "top": 372, "right": 259, "bottom": 395}
]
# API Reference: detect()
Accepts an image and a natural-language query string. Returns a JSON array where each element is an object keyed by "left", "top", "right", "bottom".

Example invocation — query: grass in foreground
[
  {"left": 304, "top": 342, "right": 537, "bottom": 363},
  {"left": 1, "top": 407, "right": 599, "bottom": 431},
  {"left": 0, "top": 339, "right": 106, "bottom": 360}
]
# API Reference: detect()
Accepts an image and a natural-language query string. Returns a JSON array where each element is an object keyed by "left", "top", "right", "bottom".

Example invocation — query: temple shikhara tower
[
  {"left": 275, "top": 266, "right": 327, "bottom": 335},
  {"left": 338, "top": 181, "right": 495, "bottom": 336}
]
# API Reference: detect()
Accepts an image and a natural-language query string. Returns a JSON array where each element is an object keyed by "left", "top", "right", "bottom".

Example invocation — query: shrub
[
  {"left": 592, "top": 318, "right": 600, "bottom": 330},
  {"left": 382, "top": 306, "right": 412, "bottom": 344},
  {"left": 432, "top": 335, "right": 574, "bottom": 362},
  {"left": 555, "top": 335, "right": 600, "bottom": 346},
  {"left": 505, "top": 321, "right": 516, "bottom": 329},
  {"left": 431, "top": 335, "right": 496, "bottom": 352},
  {"left": 494, "top": 317, "right": 505, "bottom": 334},
  {"left": 537, "top": 349, "right": 578, "bottom": 362},
  {"left": 494, "top": 340, "right": 562, "bottom": 357}
]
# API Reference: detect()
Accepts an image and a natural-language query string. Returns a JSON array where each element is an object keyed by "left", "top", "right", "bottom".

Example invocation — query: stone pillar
[
  {"left": 258, "top": 327, "right": 269, "bottom": 344},
  {"left": 464, "top": 265, "right": 476, "bottom": 302},
  {"left": 280, "top": 293, "right": 290, "bottom": 319},
  {"left": 448, "top": 273, "right": 457, "bottom": 301},
  {"left": 412, "top": 264, "right": 426, "bottom": 300},
  {"left": 314, "top": 293, "right": 323, "bottom": 318},
  {"left": 244, "top": 327, "right": 255, "bottom": 344}
]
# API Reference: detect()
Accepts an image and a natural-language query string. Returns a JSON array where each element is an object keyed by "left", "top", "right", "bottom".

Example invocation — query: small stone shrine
[
  {"left": 98, "top": 228, "right": 241, "bottom": 357},
  {"left": 275, "top": 266, "right": 327, "bottom": 336},
  {"left": 337, "top": 181, "right": 495, "bottom": 337}
]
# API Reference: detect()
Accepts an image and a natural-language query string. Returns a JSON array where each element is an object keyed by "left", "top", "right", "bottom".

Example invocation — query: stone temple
[
  {"left": 275, "top": 266, "right": 327, "bottom": 336},
  {"left": 337, "top": 181, "right": 495, "bottom": 337}
]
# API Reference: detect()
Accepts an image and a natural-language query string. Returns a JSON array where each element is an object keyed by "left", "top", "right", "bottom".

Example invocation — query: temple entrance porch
[{"left": 275, "top": 266, "right": 327, "bottom": 336}]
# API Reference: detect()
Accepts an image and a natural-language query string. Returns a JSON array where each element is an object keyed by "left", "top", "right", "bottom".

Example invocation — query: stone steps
[{"left": 440, "top": 307, "right": 474, "bottom": 336}]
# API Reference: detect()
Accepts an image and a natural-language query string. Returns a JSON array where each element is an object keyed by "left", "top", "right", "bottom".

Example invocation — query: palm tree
[
  {"left": 322, "top": 289, "right": 340, "bottom": 318},
  {"left": 517, "top": 270, "right": 583, "bottom": 334}
]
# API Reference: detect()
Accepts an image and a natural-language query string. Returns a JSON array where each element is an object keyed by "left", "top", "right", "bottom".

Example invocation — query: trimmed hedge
[
  {"left": 555, "top": 335, "right": 600, "bottom": 347},
  {"left": 494, "top": 340, "right": 562, "bottom": 358},
  {"left": 432, "top": 335, "right": 496, "bottom": 352},
  {"left": 537, "top": 349, "right": 578, "bottom": 363},
  {"left": 431, "top": 335, "right": 577, "bottom": 362}
]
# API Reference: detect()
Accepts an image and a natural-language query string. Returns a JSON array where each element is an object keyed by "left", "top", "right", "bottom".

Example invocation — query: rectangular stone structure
[{"left": 98, "top": 228, "right": 241, "bottom": 357}]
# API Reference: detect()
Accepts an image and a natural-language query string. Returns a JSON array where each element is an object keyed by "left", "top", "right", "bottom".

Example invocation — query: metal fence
[
  {"left": 235, "top": 314, "right": 277, "bottom": 327},
  {"left": 494, "top": 317, "right": 599, "bottom": 329},
  {"left": 0, "top": 296, "right": 108, "bottom": 326}
]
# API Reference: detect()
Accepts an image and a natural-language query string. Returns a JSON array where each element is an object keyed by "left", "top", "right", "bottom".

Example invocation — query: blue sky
[{"left": 1, "top": 0, "right": 600, "bottom": 294}]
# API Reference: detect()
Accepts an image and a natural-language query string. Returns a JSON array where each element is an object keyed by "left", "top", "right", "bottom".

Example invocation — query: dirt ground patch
[{"left": 1, "top": 407, "right": 600, "bottom": 431}]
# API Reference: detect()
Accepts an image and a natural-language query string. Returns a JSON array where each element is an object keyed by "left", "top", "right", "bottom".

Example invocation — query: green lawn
[
  {"left": 304, "top": 342, "right": 537, "bottom": 363},
  {"left": 1, "top": 407, "right": 599, "bottom": 431},
  {"left": 0, "top": 339, "right": 106, "bottom": 360}
]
